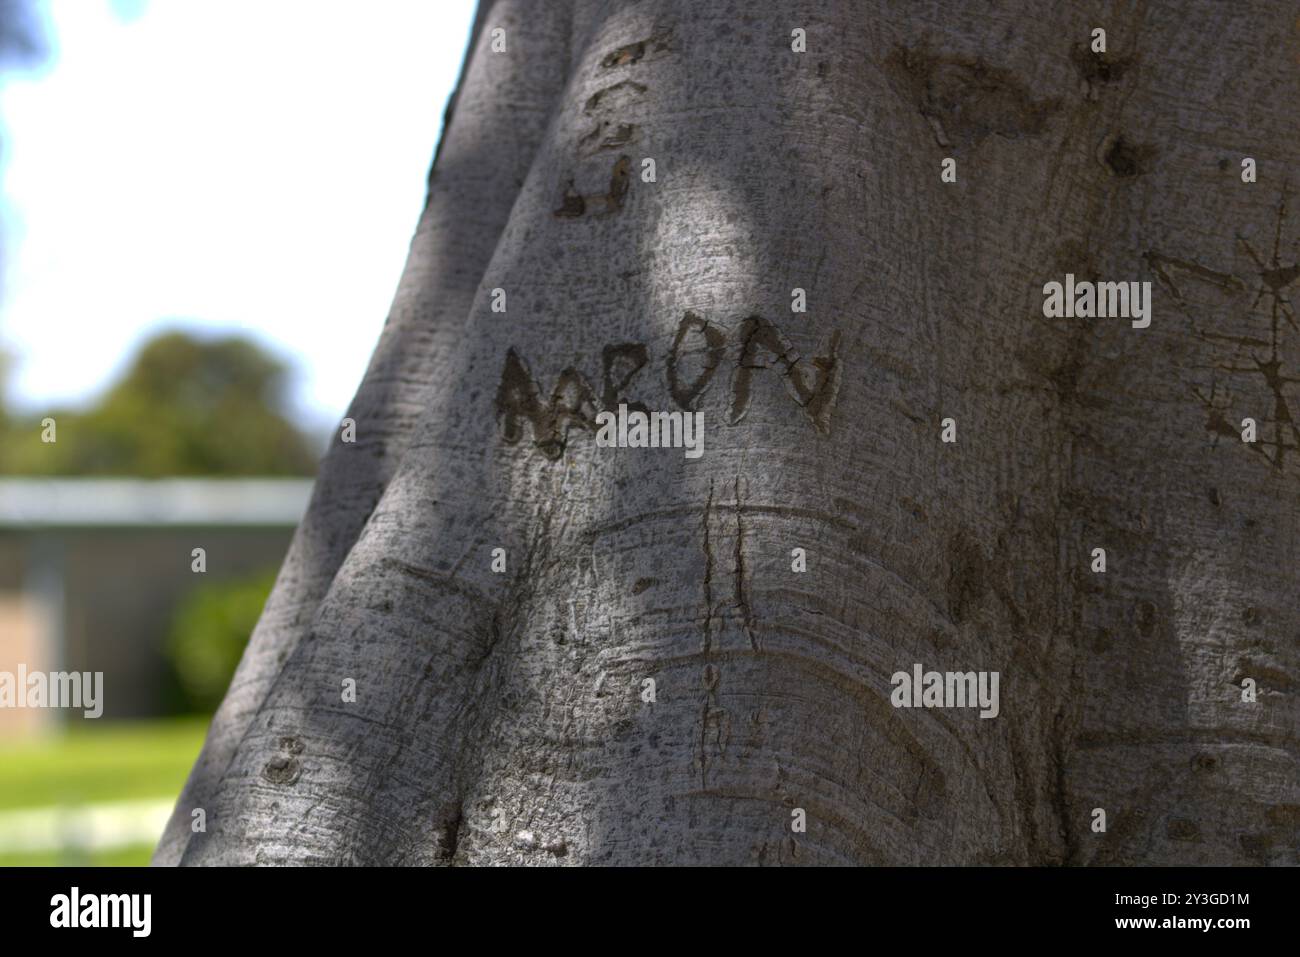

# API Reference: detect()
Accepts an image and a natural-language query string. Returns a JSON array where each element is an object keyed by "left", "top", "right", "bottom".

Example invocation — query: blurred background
[{"left": 0, "top": 0, "right": 474, "bottom": 864}]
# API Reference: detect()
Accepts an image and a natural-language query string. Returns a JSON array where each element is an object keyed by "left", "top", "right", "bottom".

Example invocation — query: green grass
[
  {"left": 0, "top": 716, "right": 208, "bottom": 811},
  {"left": 0, "top": 716, "right": 208, "bottom": 867},
  {"left": 0, "top": 844, "right": 157, "bottom": 867}
]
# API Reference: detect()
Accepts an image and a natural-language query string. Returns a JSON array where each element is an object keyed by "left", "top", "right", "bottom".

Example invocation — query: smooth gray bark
[{"left": 157, "top": 0, "right": 1299, "bottom": 866}]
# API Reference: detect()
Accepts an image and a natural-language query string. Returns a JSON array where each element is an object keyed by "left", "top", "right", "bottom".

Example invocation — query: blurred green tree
[
  {"left": 166, "top": 567, "right": 277, "bottom": 713},
  {"left": 3, "top": 330, "right": 320, "bottom": 475}
]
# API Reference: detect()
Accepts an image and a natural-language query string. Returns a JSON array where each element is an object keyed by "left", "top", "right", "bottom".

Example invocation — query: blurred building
[{"left": 0, "top": 478, "right": 310, "bottom": 734}]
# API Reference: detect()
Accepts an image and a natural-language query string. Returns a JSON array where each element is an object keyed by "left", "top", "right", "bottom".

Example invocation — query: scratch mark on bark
[
  {"left": 552, "top": 155, "right": 632, "bottom": 219},
  {"left": 578, "top": 121, "right": 637, "bottom": 157},
  {"left": 583, "top": 80, "right": 646, "bottom": 115},
  {"left": 598, "top": 26, "right": 673, "bottom": 70},
  {"left": 701, "top": 479, "right": 715, "bottom": 654},
  {"left": 733, "top": 475, "right": 758, "bottom": 651},
  {"left": 1144, "top": 250, "right": 1244, "bottom": 300},
  {"left": 697, "top": 664, "right": 724, "bottom": 790}
]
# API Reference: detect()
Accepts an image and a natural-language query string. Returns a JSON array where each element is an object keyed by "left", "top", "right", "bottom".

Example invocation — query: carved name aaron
[{"left": 495, "top": 312, "right": 842, "bottom": 459}]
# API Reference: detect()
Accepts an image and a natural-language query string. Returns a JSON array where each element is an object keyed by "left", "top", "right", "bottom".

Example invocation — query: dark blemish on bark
[
  {"left": 945, "top": 530, "right": 987, "bottom": 624},
  {"left": 1191, "top": 753, "right": 1218, "bottom": 773},
  {"left": 1100, "top": 134, "right": 1154, "bottom": 178},
  {"left": 605, "top": 123, "right": 636, "bottom": 148},
  {"left": 599, "top": 27, "right": 673, "bottom": 69},
  {"left": 261, "top": 756, "right": 298, "bottom": 785},
  {"left": 584, "top": 79, "right": 647, "bottom": 115},
  {"left": 579, "top": 121, "right": 637, "bottom": 156},
  {"left": 1263, "top": 263, "right": 1300, "bottom": 291},
  {"left": 602, "top": 40, "right": 646, "bottom": 68},
  {"left": 606, "top": 155, "right": 631, "bottom": 211},
  {"left": 1078, "top": 569, "right": 1104, "bottom": 597},
  {"left": 1208, "top": 486, "right": 1222, "bottom": 506},
  {"left": 261, "top": 735, "right": 304, "bottom": 786},
  {"left": 885, "top": 41, "right": 1061, "bottom": 148},
  {"left": 914, "top": 762, "right": 948, "bottom": 820},
  {"left": 542, "top": 837, "right": 568, "bottom": 856},
  {"left": 1236, "top": 660, "right": 1293, "bottom": 693},
  {"left": 1243, "top": 606, "right": 1261, "bottom": 626},
  {"left": 1045, "top": 337, "right": 1088, "bottom": 405},
  {"left": 728, "top": 315, "right": 842, "bottom": 434},
  {"left": 1103, "top": 138, "right": 1138, "bottom": 176},
  {"left": 1218, "top": 157, "right": 1231, "bottom": 171},
  {"left": 632, "top": 577, "right": 657, "bottom": 595},
  {"left": 437, "top": 804, "right": 461, "bottom": 862},
  {"left": 1241, "top": 807, "right": 1298, "bottom": 860},
  {"left": 899, "top": 496, "right": 928, "bottom": 522},
  {"left": 553, "top": 179, "right": 585, "bottom": 218},
  {"left": 554, "top": 156, "right": 632, "bottom": 219},
  {"left": 1239, "top": 833, "right": 1272, "bottom": 861},
  {"left": 667, "top": 311, "right": 726, "bottom": 410},
  {"left": 702, "top": 663, "right": 719, "bottom": 690},
  {"left": 1134, "top": 599, "right": 1157, "bottom": 636},
  {"left": 1166, "top": 818, "right": 1200, "bottom": 842},
  {"left": 1265, "top": 805, "right": 1300, "bottom": 828},
  {"left": 1070, "top": 42, "right": 1137, "bottom": 94},
  {"left": 601, "top": 342, "right": 648, "bottom": 408},
  {"left": 1091, "top": 627, "right": 1112, "bottom": 653},
  {"left": 1201, "top": 404, "right": 1239, "bottom": 439},
  {"left": 478, "top": 611, "right": 505, "bottom": 666}
]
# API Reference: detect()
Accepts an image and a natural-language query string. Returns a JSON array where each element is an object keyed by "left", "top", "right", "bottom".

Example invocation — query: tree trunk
[{"left": 156, "top": 0, "right": 1300, "bottom": 866}]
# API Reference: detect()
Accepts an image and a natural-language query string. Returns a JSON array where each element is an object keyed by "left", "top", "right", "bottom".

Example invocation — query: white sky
[{"left": 0, "top": 0, "right": 476, "bottom": 429}]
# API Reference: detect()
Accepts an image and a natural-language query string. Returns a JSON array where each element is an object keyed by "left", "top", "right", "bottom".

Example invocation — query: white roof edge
[{"left": 0, "top": 478, "right": 315, "bottom": 527}]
